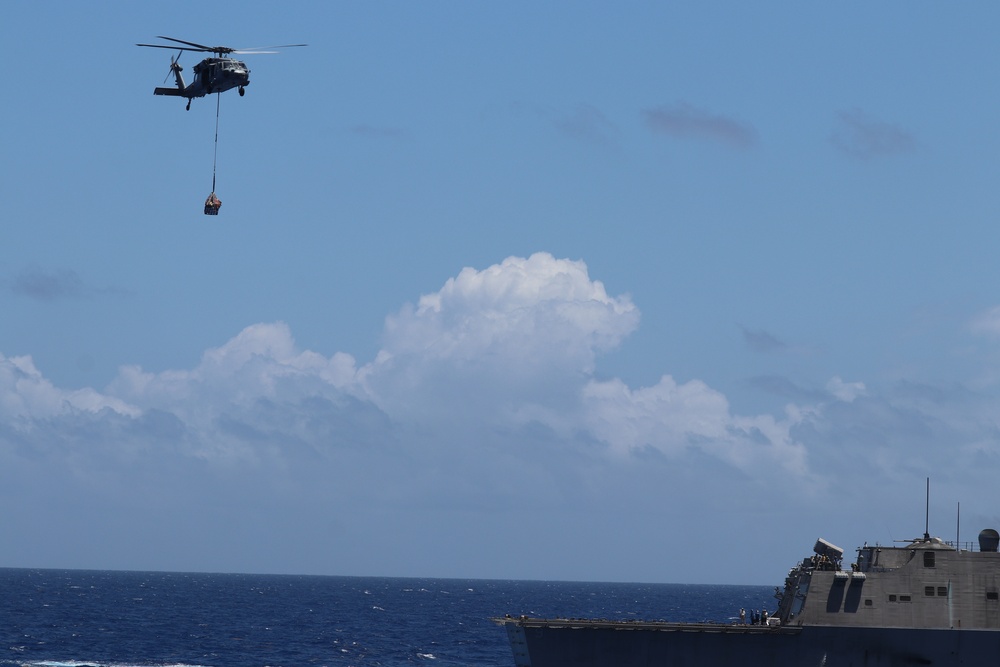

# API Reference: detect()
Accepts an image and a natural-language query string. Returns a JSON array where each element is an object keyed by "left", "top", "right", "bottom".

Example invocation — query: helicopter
[{"left": 137, "top": 36, "right": 306, "bottom": 110}]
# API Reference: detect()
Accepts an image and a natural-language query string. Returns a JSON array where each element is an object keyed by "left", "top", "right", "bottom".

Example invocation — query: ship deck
[{"left": 494, "top": 617, "right": 803, "bottom": 635}]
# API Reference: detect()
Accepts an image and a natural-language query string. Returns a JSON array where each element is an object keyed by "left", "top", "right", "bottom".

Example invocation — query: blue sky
[{"left": 4, "top": 2, "right": 1000, "bottom": 584}]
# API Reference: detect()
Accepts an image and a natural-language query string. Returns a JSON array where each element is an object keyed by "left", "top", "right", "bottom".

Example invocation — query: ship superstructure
[{"left": 779, "top": 530, "right": 1000, "bottom": 631}]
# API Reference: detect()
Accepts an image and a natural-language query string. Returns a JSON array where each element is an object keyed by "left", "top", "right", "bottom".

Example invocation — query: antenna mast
[
  {"left": 924, "top": 477, "right": 931, "bottom": 542},
  {"left": 957, "top": 501, "right": 961, "bottom": 552}
]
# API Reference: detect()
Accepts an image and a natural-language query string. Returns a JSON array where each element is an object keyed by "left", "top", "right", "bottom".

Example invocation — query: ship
[{"left": 495, "top": 527, "right": 1000, "bottom": 666}]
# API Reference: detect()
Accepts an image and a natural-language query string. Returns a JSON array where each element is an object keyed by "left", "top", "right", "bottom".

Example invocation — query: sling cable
[{"left": 204, "top": 93, "right": 222, "bottom": 215}]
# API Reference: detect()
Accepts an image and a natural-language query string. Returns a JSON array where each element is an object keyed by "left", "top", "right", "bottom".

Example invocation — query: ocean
[{"left": 0, "top": 568, "right": 774, "bottom": 667}]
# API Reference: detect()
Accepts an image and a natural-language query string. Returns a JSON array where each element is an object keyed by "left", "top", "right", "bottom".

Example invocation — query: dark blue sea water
[{"left": 0, "top": 569, "right": 773, "bottom": 667}]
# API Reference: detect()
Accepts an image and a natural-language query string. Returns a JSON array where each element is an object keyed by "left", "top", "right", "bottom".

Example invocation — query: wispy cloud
[
  {"left": 745, "top": 375, "right": 865, "bottom": 404},
  {"left": 7, "top": 266, "right": 131, "bottom": 302},
  {"left": 830, "top": 109, "right": 916, "bottom": 159},
  {"left": 555, "top": 104, "right": 619, "bottom": 146},
  {"left": 10, "top": 267, "right": 85, "bottom": 301},
  {"left": 642, "top": 102, "right": 757, "bottom": 149},
  {"left": 740, "top": 326, "right": 788, "bottom": 353},
  {"left": 747, "top": 375, "right": 824, "bottom": 401}
]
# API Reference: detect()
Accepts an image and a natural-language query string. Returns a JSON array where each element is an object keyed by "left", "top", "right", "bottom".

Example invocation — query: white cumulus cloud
[
  {"left": 0, "top": 254, "right": 821, "bottom": 479},
  {"left": 0, "top": 353, "right": 139, "bottom": 422},
  {"left": 360, "top": 253, "right": 640, "bottom": 422},
  {"left": 7, "top": 253, "right": 1000, "bottom": 578}
]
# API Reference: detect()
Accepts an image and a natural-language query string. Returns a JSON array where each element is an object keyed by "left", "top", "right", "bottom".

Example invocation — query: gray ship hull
[{"left": 501, "top": 617, "right": 1000, "bottom": 666}]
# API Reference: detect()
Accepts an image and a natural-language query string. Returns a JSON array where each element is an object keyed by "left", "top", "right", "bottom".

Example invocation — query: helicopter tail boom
[{"left": 153, "top": 87, "right": 189, "bottom": 97}]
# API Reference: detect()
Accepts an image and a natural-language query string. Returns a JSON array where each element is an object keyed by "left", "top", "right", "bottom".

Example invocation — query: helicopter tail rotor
[
  {"left": 162, "top": 52, "right": 184, "bottom": 84},
  {"left": 158, "top": 51, "right": 186, "bottom": 91},
  {"left": 153, "top": 51, "right": 188, "bottom": 101}
]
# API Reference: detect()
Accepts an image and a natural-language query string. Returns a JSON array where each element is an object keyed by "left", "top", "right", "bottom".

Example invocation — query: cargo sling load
[
  {"left": 497, "top": 498, "right": 1000, "bottom": 665},
  {"left": 204, "top": 192, "right": 221, "bottom": 215}
]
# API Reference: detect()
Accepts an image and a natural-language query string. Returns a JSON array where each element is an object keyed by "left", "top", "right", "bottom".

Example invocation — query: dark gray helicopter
[{"left": 137, "top": 36, "right": 306, "bottom": 110}]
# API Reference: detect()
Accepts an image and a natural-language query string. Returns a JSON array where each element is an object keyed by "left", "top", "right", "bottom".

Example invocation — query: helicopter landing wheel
[
  {"left": 185, "top": 100, "right": 191, "bottom": 111},
  {"left": 239, "top": 86, "right": 245, "bottom": 97}
]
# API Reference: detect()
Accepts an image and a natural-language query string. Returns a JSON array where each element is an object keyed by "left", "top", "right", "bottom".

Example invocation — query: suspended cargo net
[{"left": 204, "top": 192, "right": 222, "bottom": 215}]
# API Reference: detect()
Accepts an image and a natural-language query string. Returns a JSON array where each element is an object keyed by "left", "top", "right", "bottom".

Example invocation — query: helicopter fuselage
[
  {"left": 139, "top": 36, "right": 304, "bottom": 111},
  {"left": 153, "top": 57, "right": 250, "bottom": 108},
  {"left": 190, "top": 57, "right": 249, "bottom": 96}
]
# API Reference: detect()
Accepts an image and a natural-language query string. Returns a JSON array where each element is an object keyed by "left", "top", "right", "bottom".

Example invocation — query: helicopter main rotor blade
[
  {"left": 137, "top": 43, "right": 209, "bottom": 52},
  {"left": 236, "top": 43, "right": 308, "bottom": 52},
  {"left": 155, "top": 36, "right": 217, "bottom": 51},
  {"left": 138, "top": 37, "right": 306, "bottom": 57}
]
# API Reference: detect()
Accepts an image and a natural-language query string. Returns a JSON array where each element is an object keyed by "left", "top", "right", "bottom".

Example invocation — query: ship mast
[
  {"left": 956, "top": 501, "right": 961, "bottom": 551},
  {"left": 924, "top": 477, "right": 931, "bottom": 542}
]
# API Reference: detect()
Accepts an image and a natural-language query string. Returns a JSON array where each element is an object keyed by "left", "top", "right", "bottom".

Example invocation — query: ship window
[
  {"left": 924, "top": 587, "right": 935, "bottom": 597},
  {"left": 900, "top": 595, "right": 911, "bottom": 602},
  {"left": 864, "top": 599, "right": 873, "bottom": 607},
  {"left": 937, "top": 587, "right": 948, "bottom": 596},
  {"left": 888, "top": 594, "right": 897, "bottom": 602},
  {"left": 987, "top": 591, "right": 999, "bottom": 601},
  {"left": 924, "top": 552, "right": 935, "bottom": 567}
]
